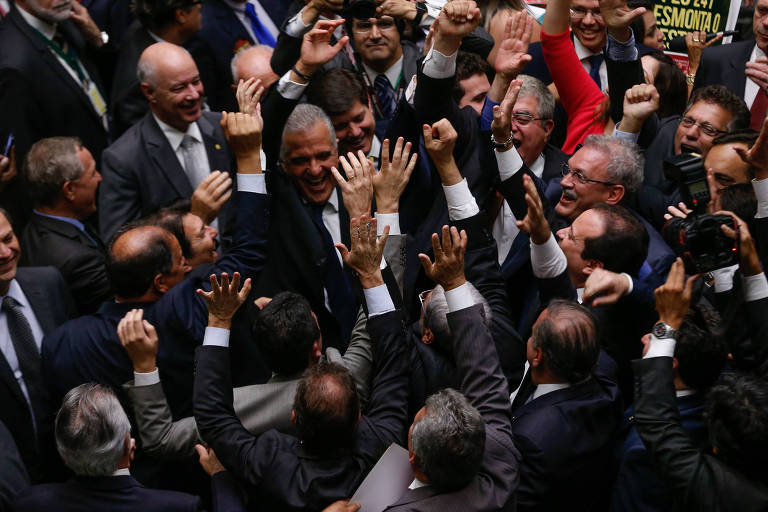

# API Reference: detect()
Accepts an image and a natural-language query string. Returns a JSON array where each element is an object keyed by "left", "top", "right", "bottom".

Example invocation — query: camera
[
  {"left": 663, "top": 153, "right": 709, "bottom": 211},
  {"left": 662, "top": 214, "right": 737, "bottom": 273}
]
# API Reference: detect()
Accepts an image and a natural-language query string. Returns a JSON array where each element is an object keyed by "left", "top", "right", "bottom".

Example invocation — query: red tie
[
  {"left": 751, "top": 89, "right": 768, "bottom": 131},
  {"left": 0, "top": 4, "right": 7, "bottom": 17}
]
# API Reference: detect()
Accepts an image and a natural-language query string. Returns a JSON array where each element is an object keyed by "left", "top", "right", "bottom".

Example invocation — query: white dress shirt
[
  {"left": 223, "top": 0, "right": 279, "bottom": 43},
  {"left": 574, "top": 37, "right": 608, "bottom": 94},
  {"left": 745, "top": 45, "right": 767, "bottom": 110}
]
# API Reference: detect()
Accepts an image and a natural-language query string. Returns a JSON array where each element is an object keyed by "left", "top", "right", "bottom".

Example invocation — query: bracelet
[
  {"left": 686, "top": 73, "right": 696, "bottom": 86},
  {"left": 491, "top": 132, "right": 515, "bottom": 149},
  {"left": 291, "top": 65, "right": 312, "bottom": 82}
]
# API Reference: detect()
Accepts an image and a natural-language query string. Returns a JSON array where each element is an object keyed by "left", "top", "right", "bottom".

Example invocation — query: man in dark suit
[
  {"left": 12, "top": 383, "right": 244, "bottom": 512},
  {"left": 0, "top": 208, "right": 75, "bottom": 483},
  {"left": 99, "top": 42, "right": 236, "bottom": 242},
  {"left": 20, "top": 136, "right": 111, "bottom": 315},
  {"left": 0, "top": 419, "right": 28, "bottom": 512},
  {"left": 693, "top": 0, "right": 768, "bottom": 130},
  {"left": 194, "top": 215, "right": 410, "bottom": 511}
]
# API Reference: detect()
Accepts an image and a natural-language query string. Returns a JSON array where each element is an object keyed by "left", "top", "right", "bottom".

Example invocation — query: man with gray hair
[
  {"left": 99, "top": 42, "right": 236, "bottom": 243},
  {"left": 12, "top": 383, "right": 244, "bottom": 512},
  {"left": 21, "top": 137, "right": 111, "bottom": 314},
  {"left": 230, "top": 44, "right": 279, "bottom": 91}
]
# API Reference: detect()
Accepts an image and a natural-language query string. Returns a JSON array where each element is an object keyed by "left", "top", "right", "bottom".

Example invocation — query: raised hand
[
  {"left": 654, "top": 258, "right": 698, "bottom": 330},
  {"left": 434, "top": 0, "right": 481, "bottom": 53},
  {"left": 221, "top": 111, "right": 263, "bottom": 173},
  {"left": 734, "top": 117, "right": 768, "bottom": 179},
  {"left": 418, "top": 225, "right": 468, "bottom": 291},
  {"left": 295, "top": 19, "right": 350, "bottom": 80},
  {"left": 422, "top": 119, "right": 461, "bottom": 185},
  {"left": 117, "top": 309, "right": 158, "bottom": 373},
  {"left": 516, "top": 174, "right": 551, "bottom": 244},
  {"left": 196, "top": 272, "right": 252, "bottom": 328},
  {"left": 332, "top": 151, "right": 374, "bottom": 219},
  {"left": 491, "top": 79, "right": 523, "bottom": 148},
  {"left": 335, "top": 214, "right": 389, "bottom": 288},
  {"left": 494, "top": 11, "right": 533, "bottom": 80},
  {"left": 191, "top": 170, "right": 233, "bottom": 225},
  {"left": 376, "top": 0, "right": 418, "bottom": 20},
  {"left": 618, "top": 83, "right": 660, "bottom": 133},
  {"left": 373, "top": 137, "right": 417, "bottom": 214},
  {"left": 598, "top": 0, "right": 646, "bottom": 40},
  {"left": 719, "top": 210, "right": 762, "bottom": 277},
  {"left": 686, "top": 31, "right": 722, "bottom": 74},
  {"left": 236, "top": 77, "right": 264, "bottom": 117}
]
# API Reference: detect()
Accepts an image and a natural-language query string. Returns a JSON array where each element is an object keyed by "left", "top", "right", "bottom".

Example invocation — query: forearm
[{"left": 542, "top": 0, "right": 571, "bottom": 34}]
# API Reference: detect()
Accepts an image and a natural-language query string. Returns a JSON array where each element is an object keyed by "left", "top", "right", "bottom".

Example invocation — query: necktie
[
  {"left": 180, "top": 134, "right": 208, "bottom": 189},
  {"left": 750, "top": 89, "right": 768, "bottom": 131},
  {"left": 309, "top": 204, "right": 356, "bottom": 342},
  {"left": 587, "top": 54, "right": 604, "bottom": 91},
  {"left": 374, "top": 74, "right": 396, "bottom": 120},
  {"left": 244, "top": 3, "right": 276, "bottom": 47},
  {"left": 2, "top": 296, "right": 45, "bottom": 432}
]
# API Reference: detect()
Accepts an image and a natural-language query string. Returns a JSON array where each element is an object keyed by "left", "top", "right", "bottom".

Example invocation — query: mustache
[{"left": 562, "top": 188, "right": 578, "bottom": 201}]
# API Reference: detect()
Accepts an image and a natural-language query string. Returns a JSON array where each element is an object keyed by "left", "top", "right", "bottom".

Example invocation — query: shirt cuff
[
  {"left": 621, "top": 273, "right": 634, "bottom": 295},
  {"left": 495, "top": 146, "right": 524, "bottom": 181},
  {"left": 364, "top": 284, "right": 395, "bottom": 317},
  {"left": 237, "top": 172, "right": 267, "bottom": 193},
  {"left": 203, "top": 326, "right": 231, "bottom": 348},
  {"left": 713, "top": 264, "right": 738, "bottom": 293},
  {"left": 742, "top": 272, "right": 768, "bottom": 301},
  {"left": 444, "top": 282, "right": 475, "bottom": 312},
  {"left": 442, "top": 178, "right": 480, "bottom": 220},
  {"left": 606, "top": 32, "right": 638, "bottom": 62},
  {"left": 612, "top": 124, "right": 641, "bottom": 141},
  {"left": 284, "top": 8, "right": 310, "bottom": 38},
  {"left": 643, "top": 334, "right": 677, "bottom": 358},
  {"left": 276, "top": 71, "right": 307, "bottom": 100},
  {"left": 375, "top": 212, "right": 400, "bottom": 235},
  {"left": 422, "top": 47, "right": 457, "bottom": 79},
  {"left": 133, "top": 368, "right": 160, "bottom": 386},
  {"left": 531, "top": 233, "right": 568, "bottom": 278},
  {"left": 752, "top": 178, "right": 768, "bottom": 218}
]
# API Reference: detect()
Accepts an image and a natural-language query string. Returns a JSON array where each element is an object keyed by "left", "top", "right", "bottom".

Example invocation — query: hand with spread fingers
[
  {"left": 236, "top": 77, "right": 265, "bottom": 117},
  {"left": 491, "top": 79, "right": 523, "bottom": 150},
  {"left": 686, "top": 30, "right": 722, "bottom": 75},
  {"left": 335, "top": 214, "right": 389, "bottom": 288},
  {"left": 332, "top": 150, "right": 374, "bottom": 219},
  {"left": 654, "top": 258, "right": 699, "bottom": 330},
  {"left": 418, "top": 225, "right": 468, "bottom": 291},
  {"left": 516, "top": 174, "right": 551, "bottom": 245},
  {"left": 295, "top": 19, "right": 350, "bottom": 81},
  {"left": 494, "top": 11, "right": 533, "bottom": 80},
  {"left": 373, "top": 137, "right": 418, "bottom": 214},
  {"left": 598, "top": 0, "right": 646, "bottom": 40},
  {"left": 191, "top": 171, "right": 233, "bottom": 225},
  {"left": 719, "top": 210, "right": 762, "bottom": 277},
  {"left": 196, "top": 272, "right": 252, "bottom": 329},
  {"left": 220, "top": 111, "right": 264, "bottom": 173},
  {"left": 117, "top": 309, "right": 159, "bottom": 374}
]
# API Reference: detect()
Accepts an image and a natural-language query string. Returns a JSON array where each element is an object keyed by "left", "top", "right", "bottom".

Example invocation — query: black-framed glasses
[
  {"left": 354, "top": 17, "right": 397, "bottom": 33},
  {"left": 680, "top": 116, "right": 727, "bottom": 137},
  {"left": 418, "top": 289, "right": 432, "bottom": 314},
  {"left": 561, "top": 162, "right": 615, "bottom": 186},
  {"left": 511, "top": 111, "right": 548, "bottom": 126},
  {"left": 569, "top": 6, "right": 604, "bottom": 21}
]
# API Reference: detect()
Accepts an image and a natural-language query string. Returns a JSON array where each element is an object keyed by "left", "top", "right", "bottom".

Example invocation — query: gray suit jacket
[{"left": 123, "top": 234, "right": 406, "bottom": 459}]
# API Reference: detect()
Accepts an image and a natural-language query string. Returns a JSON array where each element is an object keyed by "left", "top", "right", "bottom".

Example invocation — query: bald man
[
  {"left": 99, "top": 42, "right": 236, "bottom": 243},
  {"left": 231, "top": 45, "right": 279, "bottom": 91}
]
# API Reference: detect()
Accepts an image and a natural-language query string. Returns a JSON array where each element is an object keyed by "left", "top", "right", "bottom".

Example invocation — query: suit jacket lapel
[
  {"left": 144, "top": 115, "right": 194, "bottom": 197},
  {"left": 385, "top": 484, "right": 441, "bottom": 509},
  {"left": 728, "top": 41, "right": 754, "bottom": 94},
  {"left": 511, "top": 370, "right": 535, "bottom": 411},
  {"left": 15, "top": 270, "right": 57, "bottom": 334}
]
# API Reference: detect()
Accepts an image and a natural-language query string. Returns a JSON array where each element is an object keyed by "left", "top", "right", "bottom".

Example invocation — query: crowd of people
[{"left": 0, "top": 0, "right": 767, "bottom": 509}]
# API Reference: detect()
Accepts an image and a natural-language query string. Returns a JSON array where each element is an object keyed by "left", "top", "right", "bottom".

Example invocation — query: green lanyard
[{"left": 33, "top": 28, "right": 87, "bottom": 84}]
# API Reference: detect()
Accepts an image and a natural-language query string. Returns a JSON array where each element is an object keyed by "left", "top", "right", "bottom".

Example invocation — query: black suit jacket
[
  {"left": 693, "top": 40, "right": 754, "bottom": 97},
  {"left": 109, "top": 22, "right": 155, "bottom": 138},
  {"left": 0, "top": 267, "right": 74, "bottom": 483},
  {"left": 98, "top": 111, "right": 236, "bottom": 242},
  {"left": 20, "top": 213, "right": 110, "bottom": 315},
  {"left": 193, "top": 308, "right": 409, "bottom": 511},
  {"left": 0, "top": 419, "right": 29, "bottom": 512}
]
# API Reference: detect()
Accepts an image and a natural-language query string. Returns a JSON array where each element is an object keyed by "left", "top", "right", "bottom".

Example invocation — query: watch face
[{"left": 652, "top": 322, "right": 666, "bottom": 338}]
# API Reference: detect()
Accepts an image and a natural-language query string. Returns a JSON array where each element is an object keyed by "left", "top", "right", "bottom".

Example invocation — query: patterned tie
[
  {"left": 309, "top": 204, "right": 356, "bottom": 342},
  {"left": 750, "top": 89, "right": 768, "bottom": 131},
  {"left": 244, "top": 2, "right": 276, "bottom": 47},
  {"left": 587, "top": 54, "right": 604, "bottom": 91},
  {"left": 180, "top": 134, "right": 208, "bottom": 189},
  {"left": 2, "top": 296, "right": 45, "bottom": 432},
  {"left": 374, "top": 74, "right": 396, "bottom": 120}
]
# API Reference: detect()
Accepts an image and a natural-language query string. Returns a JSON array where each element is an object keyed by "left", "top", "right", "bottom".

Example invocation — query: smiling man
[{"left": 98, "top": 42, "right": 237, "bottom": 243}]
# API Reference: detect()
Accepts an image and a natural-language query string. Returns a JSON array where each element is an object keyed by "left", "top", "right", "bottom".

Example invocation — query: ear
[
  {"left": 530, "top": 346, "right": 543, "bottom": 368},
  {"left": 140, "top": 82, "right": 155, "bottom": 102},
  {"left": 606, "top": 184, "right": 625, "bottom": 205},
  {"left": 311, "top": 339, "right": 322, "bottom": 362},
  {"left": 153, "top": 272, "right": 171, "bottom": 295},
  {"left": 582, "top": 260, "right": 604, "bottom": 275},
  {"left": 542, "top": 119, "right": 555, "bottom": 139},
  {"left": 421, "top": 328, "right": 434, "bottom": 345},
  {"left": 175, "top": 7, "right": 188, "bottom": 25},
  {"left": 61, "top": 180, "right": 76, "bottom": 202},
  {"left": 290, "top": 410, "right": 296, "bottom": 426},
  {"left": 128, "top": 437, "right": 136, "bottom": 463}
]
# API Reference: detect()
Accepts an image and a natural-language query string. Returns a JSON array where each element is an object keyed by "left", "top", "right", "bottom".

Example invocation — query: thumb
[
  {"left": 335, "top": 243, "right": 350, "bottom": 263},
  {"left": 418, "top": 253, "right": 433, "bottom": 275},
  {"left": 194, "top": 444, "right": 207, "bottom": 461}
]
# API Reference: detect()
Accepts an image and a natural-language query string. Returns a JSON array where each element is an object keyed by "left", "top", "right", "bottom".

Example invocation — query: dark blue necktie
[
  {"left": 587, "top": 54, "right": 604, "bottom": 90},
  {"left": 374, "top": 74, "right": 396, "bottom": 119},
  {"left": 244, "top": 3, "right": 276, "bottom": 47},
  {"left": 309, "top": 205, "right": 356, "bottom": 342}
]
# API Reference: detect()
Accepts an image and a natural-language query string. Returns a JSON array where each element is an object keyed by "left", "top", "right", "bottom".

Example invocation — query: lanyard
[
  {"left": 359, "top": 65, "right": 405, "bottom": 119},
  {"left": 33, "top": 29, "right": 87, "bottom": 84}
]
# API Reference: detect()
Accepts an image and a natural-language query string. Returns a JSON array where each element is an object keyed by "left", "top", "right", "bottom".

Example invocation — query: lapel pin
[{"left": 215, "top": 144, "right": 221, "bottom": 150}]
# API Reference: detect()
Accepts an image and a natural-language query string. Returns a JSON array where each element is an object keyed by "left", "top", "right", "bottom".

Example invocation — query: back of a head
[
  {"left": 411, "top": 388, "right": 486, "bottom": 491},
  {"left": 424, "top": 283, "right": 492, "bottom": 350},
  {"left": 674, "top": 319, "right": 727, "bottom": 391},
  {"left": 306, "top": 69, "right": 369, "bottom": 118},
  {"left": 705, "top": 373, "right": 768, "bottom": 479},
  {"left": 106, "top": 226, "right": 174, "bottom": 299},
  {"left": 253, "top": 291, "right": 320, "bottom": 375},
  {"left": 24, "top": 136, "right": 83, "bottom": 209},
  {"left": 133, "top": 0, "right": 194, "bottom": 32},
  {"left": 532, "top": 300, "right": 599, "bottom": 383},
  {"left": 293, "top": 362, "right": 360, "bottom": 454},
  {"left": 583, "top": 135, "right": 644, "bottom": 194},
  {"left": 56, "top": 383, "right": 131, "bottom": 476},
  {"left": 582, "top": 203, "right": 649, "bottom": 276},
  {"left": 647, "top": 52, "right": 687, "bottom": 119},
  {"left": 143, "top": 200, "right": 193, "bottom": 259},
  {"left": 230, "top": 44, "right": 276, "bottom": 85},
  {"left": 687, "top": 85, "right": 751, "bottom": 131}
]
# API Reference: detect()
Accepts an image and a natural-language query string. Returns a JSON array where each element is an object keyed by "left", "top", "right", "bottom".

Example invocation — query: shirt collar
[
  {"left": 675, "top": 389, "right": 696, "bottom": 398},
  {"left": 530, "top": 153, "right": 545, "bottom": 179},
  {"left": 408, "top": 477, "right": 429, "bottom": 490},
  {"left": 363, "top": 54, "right": 404, "bottom": 89},
  {"left": 326, "top": 187, "right": 339, "bottom": 214},
  {"left": 751, "top": 44, "right": 766, "bottom": 62},
  {"left": 152, "top": 114, "right": 202, "bottom": 151},
  {"left": 112, "top": 468, "right": 131, "bottom": 476},
  {"left": 532, "top": 382, "right": 571, "bottom": 400},
  {"left": 223, "top": 0, "right": 247, "bottom": 13},
  {"left": 33, "top": 210, "right": 86, "bottom": 232},
  {"left": 147, "top": 30, "right": 165, "bottom": 43},
  {"left": 2, "top": 280, "right": 25, "bottom": 302},
  {"left": 573, "top": 35, "right": 602, "bottom": 61},
  {"left": 17, "top": 5, "right": 56, "bottom": 39},
  {"left": 368, "top": 135, "right": 382, "bottom": 160}
]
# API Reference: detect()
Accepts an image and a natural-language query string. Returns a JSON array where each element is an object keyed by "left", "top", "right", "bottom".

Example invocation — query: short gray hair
[
  {"left": 583, "top": 134, "right": 644, "bottom": 193},
  {"left": 55, "top": 383, "right": 131, "bottom": 477},
  {"left": 280, "top": 104, "right": 338, "bottom": 162},
  {"left": 411, "top": 388, "right": 486, "bottom": 490},
  {"left": 518, "top": 74, "right": 554, "bottom": 121},
  {"left": 24, "top": 136, "right": 84, "bottom": 208},
  {"left": 424, "top": 283, "right": 491, "bottom": 349},
  {"left": 230, "top": 44, "right": 274, "bottom": 83}
]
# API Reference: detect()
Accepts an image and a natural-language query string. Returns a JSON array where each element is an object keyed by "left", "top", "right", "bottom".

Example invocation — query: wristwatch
[
  {"left": 413, "top": 2, "right": 428, "bottom": 25},
  {"left": 686, "top": 73, "right": 696, "bottom": 86},
  {"left": 652, "top": 321, "right": 678, "bottom": 339},
  {"left": 491, "top": 132, "right": 514, "bottom": 149}
]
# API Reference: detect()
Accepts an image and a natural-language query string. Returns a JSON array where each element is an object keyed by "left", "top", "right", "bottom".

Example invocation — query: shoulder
[
  {"left": 16, "top": 266, "right": 67, "bottom": 287},
  {"left": 104, "top": 117, "right": 152, "bottom": 157},
  {"left": 132, "top": 487, "right": 202, "bottom": 511},
  {"left": 702, "top": 39, "right": 753, "bottom": 60},
  {"left": 13, "top": 483, "right": 72, "bottom": 509}
]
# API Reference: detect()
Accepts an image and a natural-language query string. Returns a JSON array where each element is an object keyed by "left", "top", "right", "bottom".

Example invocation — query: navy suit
[{"left": 693, "top": 40, "right": 754, "bottom": 98}]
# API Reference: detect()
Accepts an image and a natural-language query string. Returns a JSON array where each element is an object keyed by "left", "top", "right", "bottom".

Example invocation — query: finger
[
  {"left": 704, "top": 33, "right": 723, "bottom": 48},
  {"left": 378, "top": 224, "right": 390, "bottom": 251},
  {"left": 380, "top": 138, "right": 390, "bottom": 171},
  {"left": 449, "top": 225, "right": 461, "bottom": 250},
  {"left": 194, "top": 444, "right": 207, "bottom": 461},
  {"left": 238, "top": 277, "right": 252, "bottom": 302},
  {"left": 142, "top": 319, "right": 158, "bottom": 343},
  {"left": 683, "top": 273, "right": 701, "bottom": 299},
  {"left": 392, "top": 137, "right": 404, "bottom": 167},
  {"left": 335, "top": 243, "right": 350, "bottom": 264},
  {"left": 230, "top": 271, "right": 241, "bottom": 296},
  {"left": 430, "top": 232, "right": 443, "bottom": 261},
  {"left": 331, "top": 166, "right": 347, "bottom": 187},
  {"left": 440, "top": 225, "right": 451, "bottom": 254},
  {"left": 211, "top": 174, "right": 233, "bottom": 199},
  {"left": 405, "top": 152, "right": 418, "bottom": 177},
  {"left": 421, "top": 124, "right": 434, "bottom": 146}
]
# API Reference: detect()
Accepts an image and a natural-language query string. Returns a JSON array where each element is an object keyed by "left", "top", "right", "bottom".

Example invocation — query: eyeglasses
[
  {"left": 418, "top": 289, "right": 432, "bottom": 314},
  {"left": 680, "top": 116, "right": 728, "bottom": 137},
  {"left": 569, "top": 6, "right": 604, "bottom": 21},
  {"left": 354, "top": 17, "right": 397, "bottom": 33},
  {"left": 561, "top": 162, "right": 615, "bottom": 186},
  {"left": 511, "top": 111, "right": 548, "bottom": 126}
]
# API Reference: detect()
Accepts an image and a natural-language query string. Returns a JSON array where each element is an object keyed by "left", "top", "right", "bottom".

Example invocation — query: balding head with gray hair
[
  {"left": 583, "top": 135, "right": 644, "bottom": 193},
  {"left": 280, "top": 104, "right": 338, "bottom": 162},
  {"left": 230, "top": 44, "right": 278, "bottom": 88},
  {"left": 24, "top": 136, "right": 84, "bottom": 208},
  {"left": 423, "top": 282, "right": 491, "bottom": 349},
  {"left": 55, "top": 383, "right": 131, "bottom": 477},
  {"left": 518, "top": 74, "right": 554, "bottom": 121}
]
